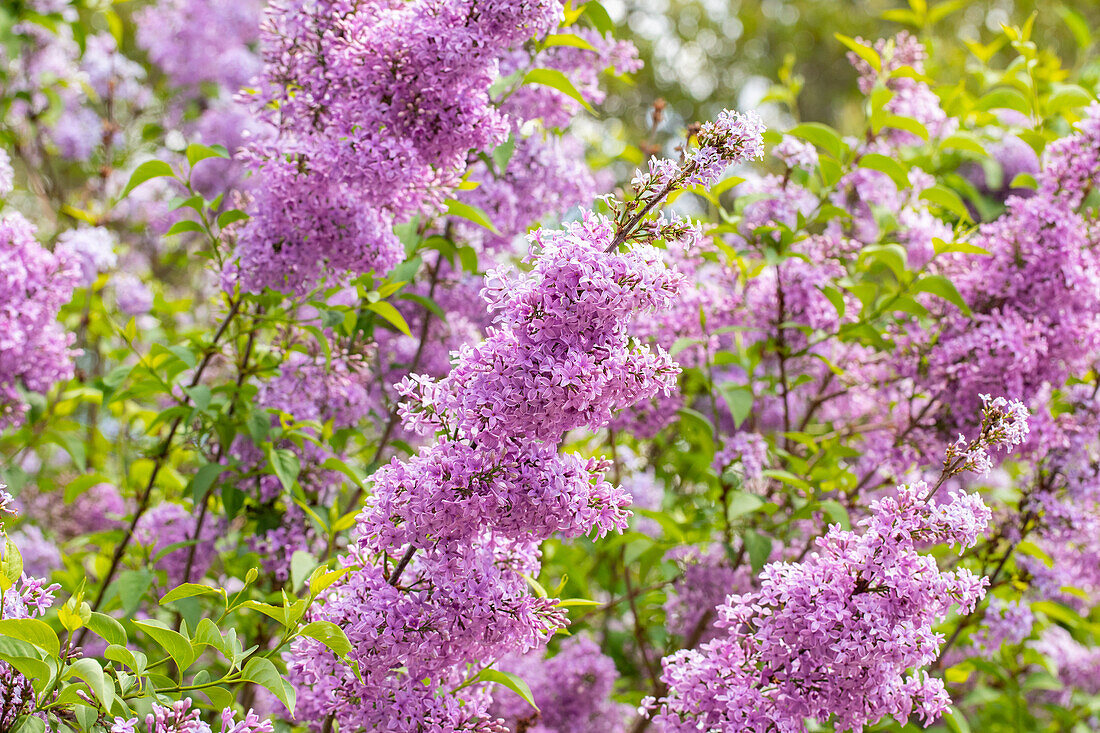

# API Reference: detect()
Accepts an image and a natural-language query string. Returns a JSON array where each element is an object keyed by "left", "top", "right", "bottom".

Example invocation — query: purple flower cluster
[
  {"left": 133, "top": 502, "right": 221, "bottom": 587},
  {"left": 714, "top": 432, "right": 769, "bottom": 481},
  {"left": 912, "top": 107, "right": 1100, "bottom": 451},
  {"left": 651, "top": 482, "right": 991, "bottom": 731},
  {"left": 492, "top": 636, "right": 632, "bottom": 732},
  {"left": 398, "top": 213, "right": 684, "bottom": 445},
  {"left": 111, "top": 698, "right": 273, "bottom": 733},
  {"left": 58, "top": 226, "right": 117, "bottom": 287},
  {"left": 0, "top": 483, "right": 59, "bottom": 730},
  {"left": 0, "top": 213, "right": 80, "bottom": 428},
  {"left": 232, "top": 0, "right": 564, "bottom": 294},
  {"left": 664, "top": 545, "right": 751, "bottom": 644},
  {"left": 233, "top": 351, "right": 375, "bottom": 578},
  {"left": 848, "top": 31, "right": 953, "bottom": 144},
  {"left": 136, "top": 0, "right": 263, "bottom": 91}
]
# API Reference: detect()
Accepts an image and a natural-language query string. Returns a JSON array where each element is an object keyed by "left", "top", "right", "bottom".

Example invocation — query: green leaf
[
  {"left": 0, "top": 653, "right": 50, "bottom": 687},
  {"left": 858, "top": 152, "right": 909, "bottom": 189},
  {"left": 366, "top": 301, "right": 412, "bottom": 337},
  {"left": 309, "top": 567, "right": 351, "bottom": 598},
  {"left": 445, "top": 199, "right": 501, "bottom": 235},
  {"left": 290, "top": 551, "right": 317, "bottom": 591},
  {"left": 555, "top": 598, "right": 602, "bottom": 608},
  {"left": 192, "top": 618, "right": 225, "bottom": 653},
  {"left": 3, "top": 537, "right": 23, "bottom": 588},
  {"left": 133, "top": 619, "right": 195, "bottom": 672},
  {"left": 477, "top": 668, "right": 539, "bottom": 712},
  {"left": 940, "top": 132, "right": 987, "bottom": 156},
  {"left": 197, "top": 683, "right": 237, "bottom": 712},
  {"left": 933, "top": 238, "right": 990, "bottom": 256},
  {"left": 217, "top": 209, "right": 249, "bottom": 228},
  {"left": 880, "top": 114, "right": 929, "bottom": 141},
  {"left": 1046, "top": 84, "right": 1093, "bottom": 115},
  {"left": 976, "top": 87, "right": 1031, "bottom": 115},
  {"left": 113, "top": 567, "right": 154, "bottom": 611},
  {"left": 0, "top": 619, "right": 59, "bottom": 658},
  {"left": 11, "top": 716, "right": 46, "bottom": 733},
  {"left": 1016, "top": 540, "right": 1053, "bottom": 567},
  {"left": 942, "top": 707, "right": 972, "bottom": 733},
  {"left": 818, "top": 500, "right": 850, "bottom": 530},
  {"left": 105, "top": 644, "right": 147, "bottom": 675},
  {"left": 266, "top": 446, "right": 301, "bottom": 492},
  {"left": 835, "top": 33, "right": 880, "bottom": 72},
  {"left": 1032, "top": 600, "right": 1081, "bottom": 627},
  {"left": 786, "top": 122, "right": 848, "bottom": 160},
  {"left": 920, "top": 184, "right": 971, "bottom": 221},
  {"left": 160, "top": 583, "right": 223, "bottom": 605},
  {"left": 86, "top": 613, "right": 127, "bottom": 647},
  {"left": 241, "top": 600, "right": 288, "bottom": 626},
  {"left": 66, "top": 658, "right": 114, "bottom": 711},
  {"left": 1009, "top": 172, "right": 1038, "bottom": 190},
  {"left": 522, "top": 68, "right": 594, "bottom": 113},
  {"left": 913, "top": 274, "right": 970, "bottom": 314},
  {"left": 821, "top": 286, "right": 846, "bottom": 320},
  {"left": 188, "top": 462, "right": 223, "bottom": 504},
  {"left": 860, "top": 244, "right": 907, "bottom": 279},
  {"left": 743, "top": 531, "right": 773, "bottom": 573},
  {"left": 726, "top": 491, "right": 764, "bottom": 520},
  {"left": 241, "top": 657, "right": 296, "bottom": 714},
  {"left": 121, "top": 160, "right": 176, "bottom": 198},
  {"left": 542, "top": 33, "right": 597, "bottom": 52},
  {"left": 185, "top": 142, "right": 229, "bottom": 167},
  {"left": 298, "top": 621, "right": 352, "bottom": 658},
  {"left": 717, "top": 383, "right": 754, "bottom": 428},
  {"left": 761, "top": 469, "right": 811, "bottom": 490},
  {"left": 399, "top": 293, "right": 447, "bottom": 321},
  {"left": 582, "top": 1, "right": 614, "bottom": 34}
]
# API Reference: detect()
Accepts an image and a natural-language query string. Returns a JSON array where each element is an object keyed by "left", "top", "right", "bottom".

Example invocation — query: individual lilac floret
[{"left": 773, "top": 135, "right": 819, "bottom": 171}]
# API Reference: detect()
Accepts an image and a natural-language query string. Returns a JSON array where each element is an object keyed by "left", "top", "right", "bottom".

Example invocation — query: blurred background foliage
[{"left": 595, "top": 0, "right": 1100, "bottom": 147}]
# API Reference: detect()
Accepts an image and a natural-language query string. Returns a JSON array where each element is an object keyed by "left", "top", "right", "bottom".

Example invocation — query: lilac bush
[{"left": 1, "top": 2, "right": 1100, "bottom": 733}]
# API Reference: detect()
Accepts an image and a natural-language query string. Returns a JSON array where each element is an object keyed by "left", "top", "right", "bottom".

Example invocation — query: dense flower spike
[
  {"left": 652, "top": 481, "right": 992, "bottom": 731},
  {"left": 0, "top": 213, "right": 80, "bottom": 428},
  {"left": 231, "top": 0, "right": 565, "bottom": 294},
  {"left": 398, "top": 213, "right": 684, "bottom": 444}
]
